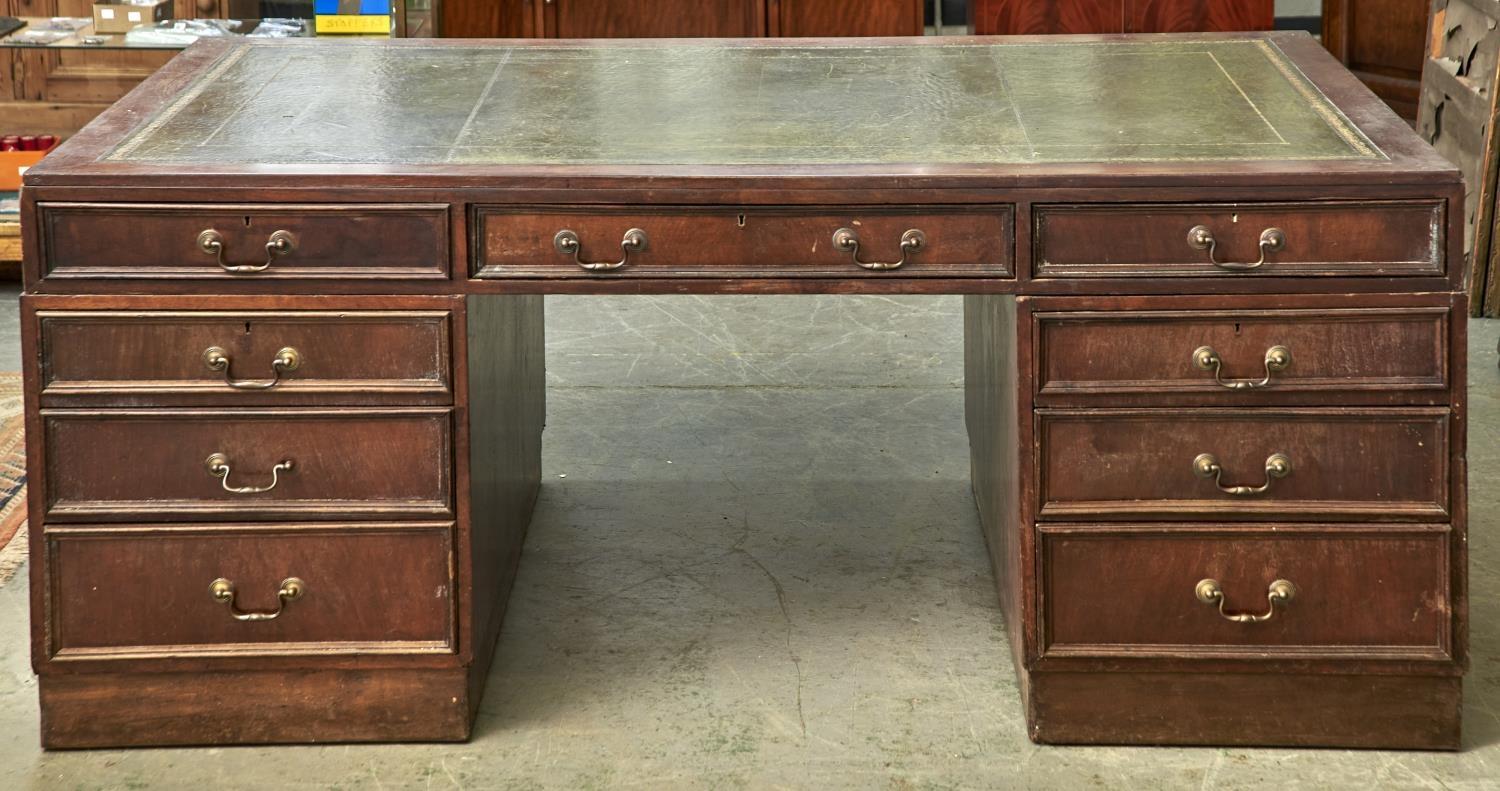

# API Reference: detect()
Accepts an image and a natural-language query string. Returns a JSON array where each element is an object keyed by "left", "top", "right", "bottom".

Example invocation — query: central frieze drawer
[
  {"left": 1033, "top": 201, "right": 1444, "bottom": 279},
  {"left": 1034, "top": 304, "right": 1450, "bottom": 401},
  {"left": 472, "top": 205, "right": 1014, "bottom": 278},
  {"left": 41, "top": 408, "right": 453, "bottom": 522},
  {"left": 45, "top": 524, "right": 456, "bottom": 661},
  {"left": 1039, "top": 525, "right": 1452, "bottom": 661},
  {"left": 1035, "top": 408, "right": 1449, "bottom": 521},
  {"left": 37, "top": 310, "right": 453, "bottom": 407},
  {"left": 37, "top": 203, "right": 450, "bottom": 281}
]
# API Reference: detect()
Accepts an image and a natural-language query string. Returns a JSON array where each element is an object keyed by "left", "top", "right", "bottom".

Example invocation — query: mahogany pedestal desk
[{"left": 18, "top": 33, "right": 1468, "bottom": 750}]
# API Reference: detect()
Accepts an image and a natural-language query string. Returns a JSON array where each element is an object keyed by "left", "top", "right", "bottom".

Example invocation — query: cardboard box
[
  {"left": 92, "top": 0, "right": 170, "bottom": 35},
  {"left": 0, "top": 150, "right": 46, "bottom": 191},
  {"left": 314, "top": 15, "right": 391, "bottom": 35}
]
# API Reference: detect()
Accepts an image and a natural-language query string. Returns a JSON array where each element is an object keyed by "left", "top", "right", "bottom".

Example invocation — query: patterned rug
[{"left": 0, "top": 372, "right": 26, "bottom": 586}]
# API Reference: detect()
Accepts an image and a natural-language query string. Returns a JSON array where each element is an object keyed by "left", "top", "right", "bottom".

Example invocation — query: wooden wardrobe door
[
  {"left": 1126, "top": 0, "right": 1275, "bottom": 32},
  {"left": 970, "top": 0, "right": 1126, "bottom": 34},
  {"left": 1323, "top": 0, "right": 1428, "bottom": 119},
  {"left": 545, "top": 0, "right": 764, "bottom": 37},
  {"left": 770, "top": 0, "right": 924, "bottom": 36}
]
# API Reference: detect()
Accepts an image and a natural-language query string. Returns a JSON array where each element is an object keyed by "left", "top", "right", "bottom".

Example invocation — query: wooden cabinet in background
[
  {"left": 543, "top": 0, "right": 763, "bottom": 38},
  {"left": 768, "top": 0, "right": 922, "bottom": 37},
  {"left": 1322, "top": 0, "right": 1428, "bottom": 119},
  {"left": 969, "top": 0, "right": 1273, "bottom": 35},
  {"left": 441, "top": 0, "right": 923, "bottom": 38},
  {"left": 0, "top": 0, "right": 229, "bottom": 138}
]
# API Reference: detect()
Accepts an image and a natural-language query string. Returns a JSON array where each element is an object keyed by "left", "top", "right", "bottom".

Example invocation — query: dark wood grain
[
  {"left": 1029, "top": 672, "right": 1461, "bottom": 749},
  {"left": 769, "top": 0, "right": 921, "bottom": 36},
  {"left": 473, "top": 205, "right": 1014, "bottom": 280},
  {"left": 1033, "top": 201, "right": 1445, "bottom": 279},
  {"left": 971, "top": 0, "right": 1125, "bottom": 34},
  {"left": 1041, "top": 524, "right": 1451, "bottom": 658},
  {"left": 1033, "top": 300, "right": 1451, "bottom": 402},
  {"left": 440, "top": 0, "right": 530, "bottom": 36},
  {"left": 46, "top": 524, "right": 456, "bottom": 659},
  {"left": 971, "top": 0, "right": 1272, "bottom": 34},
  {"left": 1127, "top": 0, "right": 1274, "bottom": 32},
  {"left": 1035, "top": 407, "right": 1450, "bottom": 521},
  {"left": 36, "top": 308, "right": 453, "bottom": 407},
  {"left": 1323, "top": 0, "right": 1428, "bottom": 119},
  {"left": 41, "top": 408, "right": 454, "bottom": 522},
  {"left": 545, "top": 0, "right": 763, "bottom": 37},
  {"left": 460, "top": 294, "right": 545, "bottom": 724},
  {"left": 38, "top": 203, "right": 450, "bottom": 282},
  {"left": 39, "top": 668, "right": 473, "bottom": 749}
]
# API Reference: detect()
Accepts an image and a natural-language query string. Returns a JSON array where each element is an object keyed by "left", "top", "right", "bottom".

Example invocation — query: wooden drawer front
[
  {"left": 472, "top": 205, "right": 1014, "bottom": 279},
  {"left": 1040, "top": 526, "right": 1451, "bottom": 660},
  {"left": 38, "top": 203, "right": 449, "bottom": 281},
  {"left": 1033, "top": 201, "right": 1444, "bottom": 279},
  {"left": 1036, "top": 409, "right": 1449, "bottom": 521},
  {"left": 46, "top": 524, "right": 455, "bottom": 659},
  {"left": 42, "top": 409, "right": 453, "bottom": 522},
  {"left": 38, "top": 310, "right": 453, "bottom": 407},
  {"left": 1035, "top": 306, "right": 1449, "bottom": 400}
]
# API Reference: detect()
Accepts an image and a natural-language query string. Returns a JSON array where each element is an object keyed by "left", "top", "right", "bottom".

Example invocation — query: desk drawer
[
  {"left": 38, "top": 203, "right": 449, "bottom": 281},
  {"left": 1034, "top": 304, "right": 1450, "bottom": 401},
  {"left": 473, "top": 205, "right": 1013, "bottom": 279},
  {"left": 1036, "top": 408, "right": 1449, "bottom": 521},
  {"left": 41, "top": 408, "right": 453, "bottom": 522},
  {"left": 37, "top": 310, "right": 453, "bottom": 407},
  {"left": 1040, "top": 525, "right": 1452, "bottom": 660},
  {"left": 1033, "top": 201, "right": 1444, "bottom": 279},
  {"left": 45, "top": 524, "right": 455, "bottom": 660}
]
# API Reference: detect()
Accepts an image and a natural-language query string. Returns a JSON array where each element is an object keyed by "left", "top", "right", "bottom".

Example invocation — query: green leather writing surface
[{"left": 109, "top": 38, "right": 1381, "bottom": 166}]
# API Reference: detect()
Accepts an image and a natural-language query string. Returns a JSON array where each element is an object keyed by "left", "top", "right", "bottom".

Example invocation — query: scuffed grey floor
[{"left": 0, "top": 294, "right": 1498, "bottom": 789}]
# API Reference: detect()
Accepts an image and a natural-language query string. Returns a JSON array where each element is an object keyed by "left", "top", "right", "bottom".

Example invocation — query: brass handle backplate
[
  {"left": 203, "top": 346, "right": 302, "bottom": 390},
  {"left": 1187, "top": 225, "right": 1285, "bottom": 271},
  {"left": 832, "top": 227, "right": 925, "bottom": 270},
  {"left": 198, "top": 228, "right": 297, "bottom": 274},
  {"left": 554, "top": 228, "right": 647, "bottom": 271},
  {"left": 1192, "top": 452, "right": 1291, "bottom": 495},
  {"left": 1195, "top": 578, "right": 1296, "bottom": 623},
  {"left": 209, "top": 576, "right": 305, "bottom": 621},
  {"left": 1192, "top": 345, "right": 1291, "bottom": 390},
  {"left": 205, "top": 453, "right": 293, "bottom": 494}
]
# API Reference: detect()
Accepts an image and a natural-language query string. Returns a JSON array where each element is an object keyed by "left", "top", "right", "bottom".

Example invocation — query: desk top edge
[{"left": 26, "top": 31, "right": 1458, "bottom": 190}]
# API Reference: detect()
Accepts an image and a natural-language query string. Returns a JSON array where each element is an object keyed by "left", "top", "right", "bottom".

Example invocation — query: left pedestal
[{"left": 23, "top": 294, "right": 545, "bottom": 749}]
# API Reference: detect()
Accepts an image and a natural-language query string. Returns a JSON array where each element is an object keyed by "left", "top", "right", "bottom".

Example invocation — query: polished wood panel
[
  {"left": 964, "top": 294, "right": 1029, "bottom": 679},
  {"left": 36, "top": 309, "right": 453, "bottom": 407},
  {"left": 1126, "top": 0, "right": 1274, "bottom": 32},
  {"left": 1029, "top": 672, "right": 1461, "bottom": 748},
  {"left": 461, "top": 295, "right": 545, "bottom": 724},
  {"left": 971, "top": 0, "right": 1126, "bottom": 34},
  {"left": 544, "top": 0, "right": 763, "bottom": 37},
  {"left": 1323, "top": 0, "right": 1428, "bottom": 119},
  {"left": 440, "top": 0, "right": 529, "bottom": 36},
  {"left": 1033, "top": 303, "right": 1450, "bottom": 401},
  {"left": 1035, "top": 408, "right": 1450, "bottom": 521},
  {"left": 1041, "top": 524, "right": 1451, "bottom": 658},
  {"left": 38, "top": 203, "right": 450, "bottom": 282},
  {"left": 46, "top": 524, "right": 456, "bottom": 660},
  {"left": 41, "top": 408, "right": 454, "bottom": 522},
  {"left": 39, "top": 668, "right": 472, "bottom": 748},
  {"left": 473, "top": 206, "right": 1014, "bottom": 280},
  {"left": 970, "top": 0, "right": 1273, "bottom": 35},
  {"left": 1034, "top": 201, "right": 1445, "bottom": 279},
  {"left": 769, "top": 0, "right": 921, "bottom": 36}
]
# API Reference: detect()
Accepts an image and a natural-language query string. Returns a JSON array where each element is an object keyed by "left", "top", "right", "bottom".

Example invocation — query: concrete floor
[{"left": 1, "top": 291, "right": 1498, "bottom": 789}]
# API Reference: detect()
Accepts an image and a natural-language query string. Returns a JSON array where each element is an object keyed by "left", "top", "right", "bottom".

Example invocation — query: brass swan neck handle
[{"left": 1195, "top": 578, "right": 1297, "bottom": 623}]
